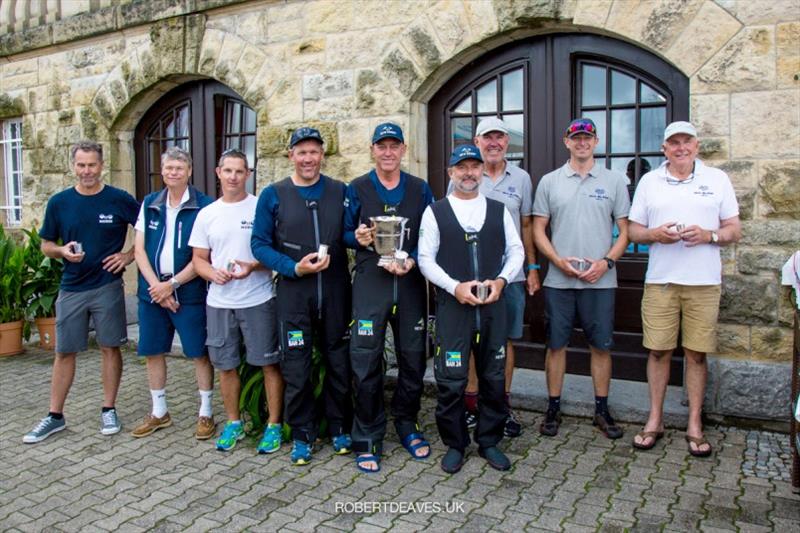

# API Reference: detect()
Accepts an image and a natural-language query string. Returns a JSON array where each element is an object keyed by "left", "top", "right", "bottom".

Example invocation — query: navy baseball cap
[
  {"left": 289, "top": 127, "right": 324, "bottom": 148},
  {"left": 372, "top": 123, "right": 404, "bottom": 144},
  {"left": 448, "top": 144, "right": 483, "bottom": 166}
]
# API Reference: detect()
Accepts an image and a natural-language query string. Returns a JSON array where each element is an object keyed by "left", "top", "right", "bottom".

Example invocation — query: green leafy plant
[
  {"left": 21, "top": 228, "right": 62, "bottom": 319},
  {"left": 0, "top": 225, "right": 27, "bottom": 326}
]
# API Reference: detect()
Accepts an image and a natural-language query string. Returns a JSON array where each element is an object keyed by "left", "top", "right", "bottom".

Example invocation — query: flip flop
[
  {"left": 632, "top": 429, "right": 664, "bottom": 450},
  {"left": 401, "top": 432, "right": 431, "bottom": 460},
  {"left": 685, "top": 435, "right": 712, "bottom": 457},
  {"left": 355, "top": 454, "right": 381, "bottom": 473}
]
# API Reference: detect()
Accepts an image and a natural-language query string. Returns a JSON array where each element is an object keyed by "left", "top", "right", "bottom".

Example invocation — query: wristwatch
[
  {"left": 170, "top": 277, "right": 181, "bottom": 290},
  {"left": 710, "top": 231, "right": 719, "bottom": 244},
  {"left": 603, "top": 257, "right": 615, "bottom": 270}
]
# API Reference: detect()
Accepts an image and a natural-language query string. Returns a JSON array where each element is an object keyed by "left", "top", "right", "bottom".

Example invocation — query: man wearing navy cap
[
  {"left": 532, "top": 118, "right": 630, "bottom": 440},
  {"left": 418, "top": 144, "right": 524, "bottom": 473},
  {"left": 251, "top": 127, "right": 353, "bottom": 465},
  {"left": 343, "top": 123, "right": 434, "bottom": 473}
]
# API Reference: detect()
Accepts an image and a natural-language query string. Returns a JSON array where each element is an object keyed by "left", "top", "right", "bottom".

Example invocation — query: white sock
[
  {"left": 198, "top": 389, "right": 213, "bottom": 418},
  {"left": 151, "top": 389, "right": 167, "bottom": 418}
]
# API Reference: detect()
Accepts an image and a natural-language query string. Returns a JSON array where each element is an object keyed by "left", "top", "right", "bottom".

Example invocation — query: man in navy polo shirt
[
  {"left": 24, "top": 140, "right": 139, "bottom": 443},
  {"left": 251, "top": 127, "right": 353, "bottom": 465},
  {"left": 344, "top": 123, "right": 434, "bottom": 473}
]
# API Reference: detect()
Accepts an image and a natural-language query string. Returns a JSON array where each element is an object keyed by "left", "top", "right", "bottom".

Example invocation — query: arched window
[
  {"left": 429, "top": 34, "right": 689, "bottom": 383},
  {"left": 135, "top": 80, "right": 257, "bottom": 200}
]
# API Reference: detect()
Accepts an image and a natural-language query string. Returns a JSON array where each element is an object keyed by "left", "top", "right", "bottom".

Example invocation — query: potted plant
[
  {"left": 22, "top": 229, "right": 62, "bottom": 350},
  {"left": 0, "top": 225, "right": 27, "bottom": 356}
]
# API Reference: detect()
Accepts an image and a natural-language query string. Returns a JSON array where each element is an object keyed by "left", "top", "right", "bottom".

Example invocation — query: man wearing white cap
[{"left": 628, "top": 121, "right": 741, "bottom": 457}]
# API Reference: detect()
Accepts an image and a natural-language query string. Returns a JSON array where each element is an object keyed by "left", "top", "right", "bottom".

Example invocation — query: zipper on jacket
[
  {"left": 311, "top": 206, "right": 323, "bottom": 320},
  {"left": 177, "top": 221, "right": 183, "bottom": 250},
  {"left": 470, "top": 237, "right": 481, "bottom": 338}
]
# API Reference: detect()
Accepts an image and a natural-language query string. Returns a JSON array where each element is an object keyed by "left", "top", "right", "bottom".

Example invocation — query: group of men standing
[{"left": 23, "top": 114, "right": 740, "bottom": 472}]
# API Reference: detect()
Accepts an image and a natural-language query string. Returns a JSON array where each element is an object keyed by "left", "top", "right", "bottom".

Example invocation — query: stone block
[
  {"left": 495, "top": 0, "right": 574, "bottom": 32},
  {"left": 690, "top": 94, "right": 729, "bottom": 137},
  {"left": 750, "top": 325, "right": 793, "bottom": 362},
  {"left": 303, "top": 71, "right": 353, "bottom": 101},
  {"left": 737, "top": 247, "right": 794, "bottom": 275},
  {"left": 149, "top": 16, "right": 188, "bottom": 77},
  {"left": 381, "top": 47, "right": 422, "bottom": 97},
  {"left": 666, "top": 0, "right": 741, "bottom": 76},
  {"left": 715, "top": 160, "right": 756, "bottom": 189},
  {"left": 716, "top": 323, "right": 750, "bottom": 358},
  {"left": 326, "top": 30, "right": 391, "bottom": 70},
  {"left": 740, "top": 220, "right": 800, "bottom": 246},
  {"left": 307, "top": 0, "right": 353, "bottom": 33},
  {"left": 605, "top": 0, "right": 704, "bottom": 52},
  {"left": 698, "top": 137, "right": 727, "bottom": 160},
  {"left": 758, "top": 160, "right": 800, "bottom": 218},
  {"left": 352, "top": 0, "right": 418, "bottom": 29},
  {"left": 198, "top": 28, "right": 225, "bottom": 77},
  {"left": 184, "top": 13, "right": 207, "bottom": 74},
  {"left": 0, "top": 24, "right": 52, "bottom": 57},
  {"left": 731, "top": 90, "right": 800, "bottom": 159},
  {"left": 0, "top": 94, "right": 26, "bottom": 118},
  {"left": 706, "top": 357, "right": 791, "bottom": 420},
  {"left": 715, "top": 0, "right": 800, "bottom": 25},
  {"left": 719, "top": 274, "right": 779, "bottom": 325},
  {"left": 572, "top": 0, "right": 612, "bottom": 27},
  {"left": 777, "top": 55, "right": 800, "bottom": 88},
  {"left": 735, "top": 188, "right": 755, "bottom": 220},
  {"left": 355, "top": 69, "right": 406, "bottom": 115},
  {"left": 694, "top": 26, "right": 775, "bottom": 93},
  {"left": 777, "top": 22, "right": 800, "bottom": 56},
  {"left": 304, "top": 96, "right": 354, "bottom": 121},
  {"left": 52, "top": 8, "right": 117, "bottom": 45},
  {"left": 427, "top": 2, "right": 470, "bottom": 58},
  {"left": 402, "top": 22, "right": 443, "bottom": 74},
  {"left": 265, "top": 78, "right": 303, "bottom": 125}
]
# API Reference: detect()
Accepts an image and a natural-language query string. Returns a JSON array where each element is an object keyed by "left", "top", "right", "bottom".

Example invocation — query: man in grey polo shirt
[
  {"left": 532, "top": 118, "right": 630, "bottom": 439},
  {"left": 447, "top": 117, "right": 540, "bottom": 438}
]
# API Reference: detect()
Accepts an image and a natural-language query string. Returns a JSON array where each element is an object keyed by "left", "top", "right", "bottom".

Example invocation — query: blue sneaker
[
  {"left": 291, "top": 440, "right": 313, "bottom": 465},
  {"left": 101, "top": 408, "right": 121, "bottom": 435},
  {"left": 257, "top": 423, "right": 283, "bottom": 454},
  {"left": 332, "top": 433, "right": 352, "bottom": 455},
  {"left": 216, "top": 421, "right": 245, "bottom": 451},
  {"left": 23, "top": 415, "right": 66, "bottom": 443}
]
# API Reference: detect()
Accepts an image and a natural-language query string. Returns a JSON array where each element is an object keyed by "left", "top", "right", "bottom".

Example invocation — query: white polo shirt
[{"left": 629, "top": 159, "right": 738, "bottom": 285}]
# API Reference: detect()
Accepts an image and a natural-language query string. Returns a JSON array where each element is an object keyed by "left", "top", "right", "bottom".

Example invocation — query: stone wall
[{"left": 0, "top": 0, "right": 797, "bottom": 419}]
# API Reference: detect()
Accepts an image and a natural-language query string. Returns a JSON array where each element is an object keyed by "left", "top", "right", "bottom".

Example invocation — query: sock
[
  {"left": 464, "top": 391, "right": 478, "bottom": 413},
  {"left": 548, "top": 396, "right": 561, "bottom": 412},
  {"left": 504, "top": 392, "right": 511, "bottom": 409},
  {"left": 595, "top": 396, "right": 608, "bottom": 414},
  {"left": 48, "top": 411, "right": 63, "bottom": 420},
  {"left": 229, "top": 420, "right": 242, "bottom": 426},
  {"left": 198, "top": 390, "right": 213, "bottom": 418},
  {"left": 101, "top": 406, "right": 115, "bottom": 413},
  {"left": 151, "top": 389, "right": 167, "bottom": 418}
]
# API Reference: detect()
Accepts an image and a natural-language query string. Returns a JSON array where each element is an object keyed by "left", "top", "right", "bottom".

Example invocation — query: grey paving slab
[{"left": 1, "top": 346, "right": 798, "bottom": 532}]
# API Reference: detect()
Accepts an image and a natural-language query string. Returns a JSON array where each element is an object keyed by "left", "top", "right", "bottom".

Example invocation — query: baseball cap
[
  {"left": 565, "top": 118, "right": 598, "bottom": 138},
  {"left": 475, "top": 117, "right": 509, "bottom": 137},
  {"left": 289, "top": 127, "right": 324, "bottom": 148},
  {"left": 663, "top": 121, "right": 697, "bottom": 142},
  {"left": 372, "top": 123, "right": 404, "bottom": 144},
  {"left": 448, "top": 144, "right": 483, "bottom": 166}
]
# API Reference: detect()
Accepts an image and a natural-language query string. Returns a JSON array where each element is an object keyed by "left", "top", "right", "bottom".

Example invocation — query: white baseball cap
[
  {"left": 475, "top": 117, "right": 509, "bottom": 137},
  {"left": 663, "top": 121, "right": 697, "bottom": 142}
]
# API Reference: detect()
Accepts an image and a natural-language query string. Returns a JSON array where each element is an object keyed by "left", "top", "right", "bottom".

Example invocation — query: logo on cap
[
  {"left": 289, "top": 127, "right": 324, "bottom": 148},
  {"left": 565, "top": 118, "right": 597, "bottom": 138}
]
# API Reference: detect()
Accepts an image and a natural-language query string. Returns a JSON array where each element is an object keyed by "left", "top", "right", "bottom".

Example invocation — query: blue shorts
[
  {"left": 504, "top": 282, "right": 526, "bottom": 340},
  {"left": 137, "top": 299, "right": 207, "bottom": 358},
  {"left": 544, "top": 287, "right": 615, "bottom": 351}
]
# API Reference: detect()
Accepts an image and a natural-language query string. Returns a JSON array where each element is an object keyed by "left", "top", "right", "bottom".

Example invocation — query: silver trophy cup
[{"left": 369, "top": 216, "right": 409, "bottom": 266}]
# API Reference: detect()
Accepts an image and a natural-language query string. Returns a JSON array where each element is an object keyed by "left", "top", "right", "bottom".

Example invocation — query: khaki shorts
[{"left": 641, "top": 283, "right": 721, "bottom": 354}]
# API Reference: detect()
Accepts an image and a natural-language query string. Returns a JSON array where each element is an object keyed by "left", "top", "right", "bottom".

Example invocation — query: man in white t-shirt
[
  {"left": 628, "top": 122, "right": 741, "bottom": 458},
  {"left": 189, "top": 149, "right": 284, "bottom": 454}
]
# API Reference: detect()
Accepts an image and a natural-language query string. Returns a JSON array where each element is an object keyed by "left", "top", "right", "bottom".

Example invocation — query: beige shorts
[{"left": 641, "top": 283, "right": 721, "bottom": 354}]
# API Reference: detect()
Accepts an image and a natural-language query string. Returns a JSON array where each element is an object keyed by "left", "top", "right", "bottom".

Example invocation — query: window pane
[
  {"left": 595, "top": 157, "right": 606, "bottom": 168},
  {"left": 502, "top": 68, "right": 523, "bottom": 111},
  {"left": 611, "top": 70, "right": 636, "bottom": 105},
  {"left": 177, "top": 138, "right": 189, "bottom": 151},
  {"left": 581, "top": 65, "right": 606, "bottom": 107},
  {"left": 149, "top": 141, "right": 161, "bottom": 170},
  {"left": 582, "top": 110, "right": 606, "bottom": 153},
  {"left": 640, "top": 82, "right": 666, "bottom": 103},
  {"left": 610, "top": 156, "right": 634, "bottom": 184},
  {"left": 640, "top": 107, "right": 666, "bottom": 152},
  {"left": 226, "top": 102, "right": 242, "bottom": 133},
  {"left": 243, "top": 107, "right": 256, "bottom": 132},
  {"left": 451, "top": 117, "right": 473, "bottom": 146},
  {"left": 453, "top": 94, "right": 471, "bottom": 114},
  {"left": 503, "top": 113, "right": 524, "bottom": 160},
  {"left": 243, "top": 136, "right": 255, "bottom": 167},
  {"left": 610, "top": 109, "right": 635, "bottom": 152},
  {"left": 164, "top": 116, "right": 175, "bottom": 139},
  {"left": 177, "top": 105, "right": 189, "bottom": 137},
  {"left": 476, "top": 80, "right": 497, "bottom": 113}
]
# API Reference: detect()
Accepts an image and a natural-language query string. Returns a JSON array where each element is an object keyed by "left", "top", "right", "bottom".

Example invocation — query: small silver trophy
[
  {"left": 72, "top": 242, "right": 83, "bottom": 254},
  {"left": 475, "top": 283, "right": 489, "bottom": 302},
  {"left": 317, "top": 244, "right": 329, "bottom": 260},
  {"left": 369, "top": 216, "right": 409, "bottom": 266},
  {"left": 570, "top": 259, "right": 590, "bottom": 272},
  {"left": 673, "top": 223, "right": 685, "bottom": 233}
]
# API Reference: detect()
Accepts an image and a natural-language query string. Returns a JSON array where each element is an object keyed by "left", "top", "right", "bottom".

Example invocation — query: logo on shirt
[
  {"left": 445, "top": 351, "right": 462, "bottom": 368},
  {"left": 287, "top": 330, "right": 304, "bottom": 347},
  {"left": 508, "top": 186, "right": 516, "bottom": 193},
  {"left": 496, "top": 345, "right": 506, "bottom": 360},
  {"left": 383, "top": 205, "right": 398, "bottom": 214},
  {"left": 343, "top": 197, "right": 350, "bottom": 208},
  {"left": 589, "top": 188, "right": 609, "bottom": 201},
  {"left": 694, "top": 185, "right": 714, "bottom": 197},
  {"left": 357, "top": 320, "right": 374, "bottom": 336},
  {"left": 414, "top": 318, "right": 425, "bottom": 332},
  {"left": 98, "top": 214, "right": 114, "bottom": 224},
  {"left": 148, "top": 220, "right": 159, "bottom": 230},
  {"left": 241, "top": 219, "right": 253, "bottom": 230}
]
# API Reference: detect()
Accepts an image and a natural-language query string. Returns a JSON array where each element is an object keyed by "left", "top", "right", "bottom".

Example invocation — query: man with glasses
[
  {"left": 629, "top": 121, "right": 740, "bottom": 457},
  {"left": 251, "top": 127, "right": 352, "bottom": 465},
  {"left": 532, "top": 118, "right": 630, "bottom": 440}
]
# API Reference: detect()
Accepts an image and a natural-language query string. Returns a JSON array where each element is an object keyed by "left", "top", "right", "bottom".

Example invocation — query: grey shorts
[
  {"left": 206, "top": 299, "right": 279, "bottom": 371},
  {"left": 505, "top": 281, "right": 526, "bottom": 340},
  {"left": 55, "top": 278, "right": 128, "bottom": 354}
]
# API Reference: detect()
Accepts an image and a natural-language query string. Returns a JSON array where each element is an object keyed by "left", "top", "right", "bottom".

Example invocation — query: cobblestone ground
[{"left": 2, "top": 348, "right": 799, "bottom": 532}]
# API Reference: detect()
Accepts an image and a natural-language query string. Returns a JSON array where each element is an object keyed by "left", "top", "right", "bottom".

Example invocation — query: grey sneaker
[
  {"left": 23, "top": 415, "right": 66, "bottom": 443},
  {"left": 101, "top": 409, "right": 121, "bottom": 435}
]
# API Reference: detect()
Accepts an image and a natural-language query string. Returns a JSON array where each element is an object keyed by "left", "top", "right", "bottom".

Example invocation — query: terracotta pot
[
  {"left": 35, "top": 316, "right": 56, "bottom": 350},
  {"left": 0, "top": 320, "right": 24, "bottom": 357}
]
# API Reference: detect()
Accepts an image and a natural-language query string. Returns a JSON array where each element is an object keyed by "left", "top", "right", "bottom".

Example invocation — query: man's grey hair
[
  {"left": 162, "top": 146, "right": 193, "bottom": 168},
  {"left": 70, "top": 141, "right": 103, "bottom": 162}
]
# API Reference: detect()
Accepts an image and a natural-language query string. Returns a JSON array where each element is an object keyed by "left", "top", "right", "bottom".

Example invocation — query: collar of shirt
[
  {"left": 562, "top": 160, "right": 599, "bottom": 179},
  {"left": 167, "top": 187, "right": 191, "bottom": 210},
  {"left": 482, "top": 160, "right": 510, "bottom": 184}
]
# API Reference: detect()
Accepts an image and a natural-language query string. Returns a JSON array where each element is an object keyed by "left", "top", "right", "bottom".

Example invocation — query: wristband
[{"left": 527, "top": 263, "right": 541, "bottom": 271}]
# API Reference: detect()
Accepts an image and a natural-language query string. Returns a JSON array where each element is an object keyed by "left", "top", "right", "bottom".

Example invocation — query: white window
[{"left": 0, "top": 119, "right": 23, "bottom": 226}]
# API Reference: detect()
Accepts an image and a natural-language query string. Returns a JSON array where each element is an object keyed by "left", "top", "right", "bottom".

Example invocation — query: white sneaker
[{"left": 101, "top": 409, "right": 121, "bottom": 435}]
